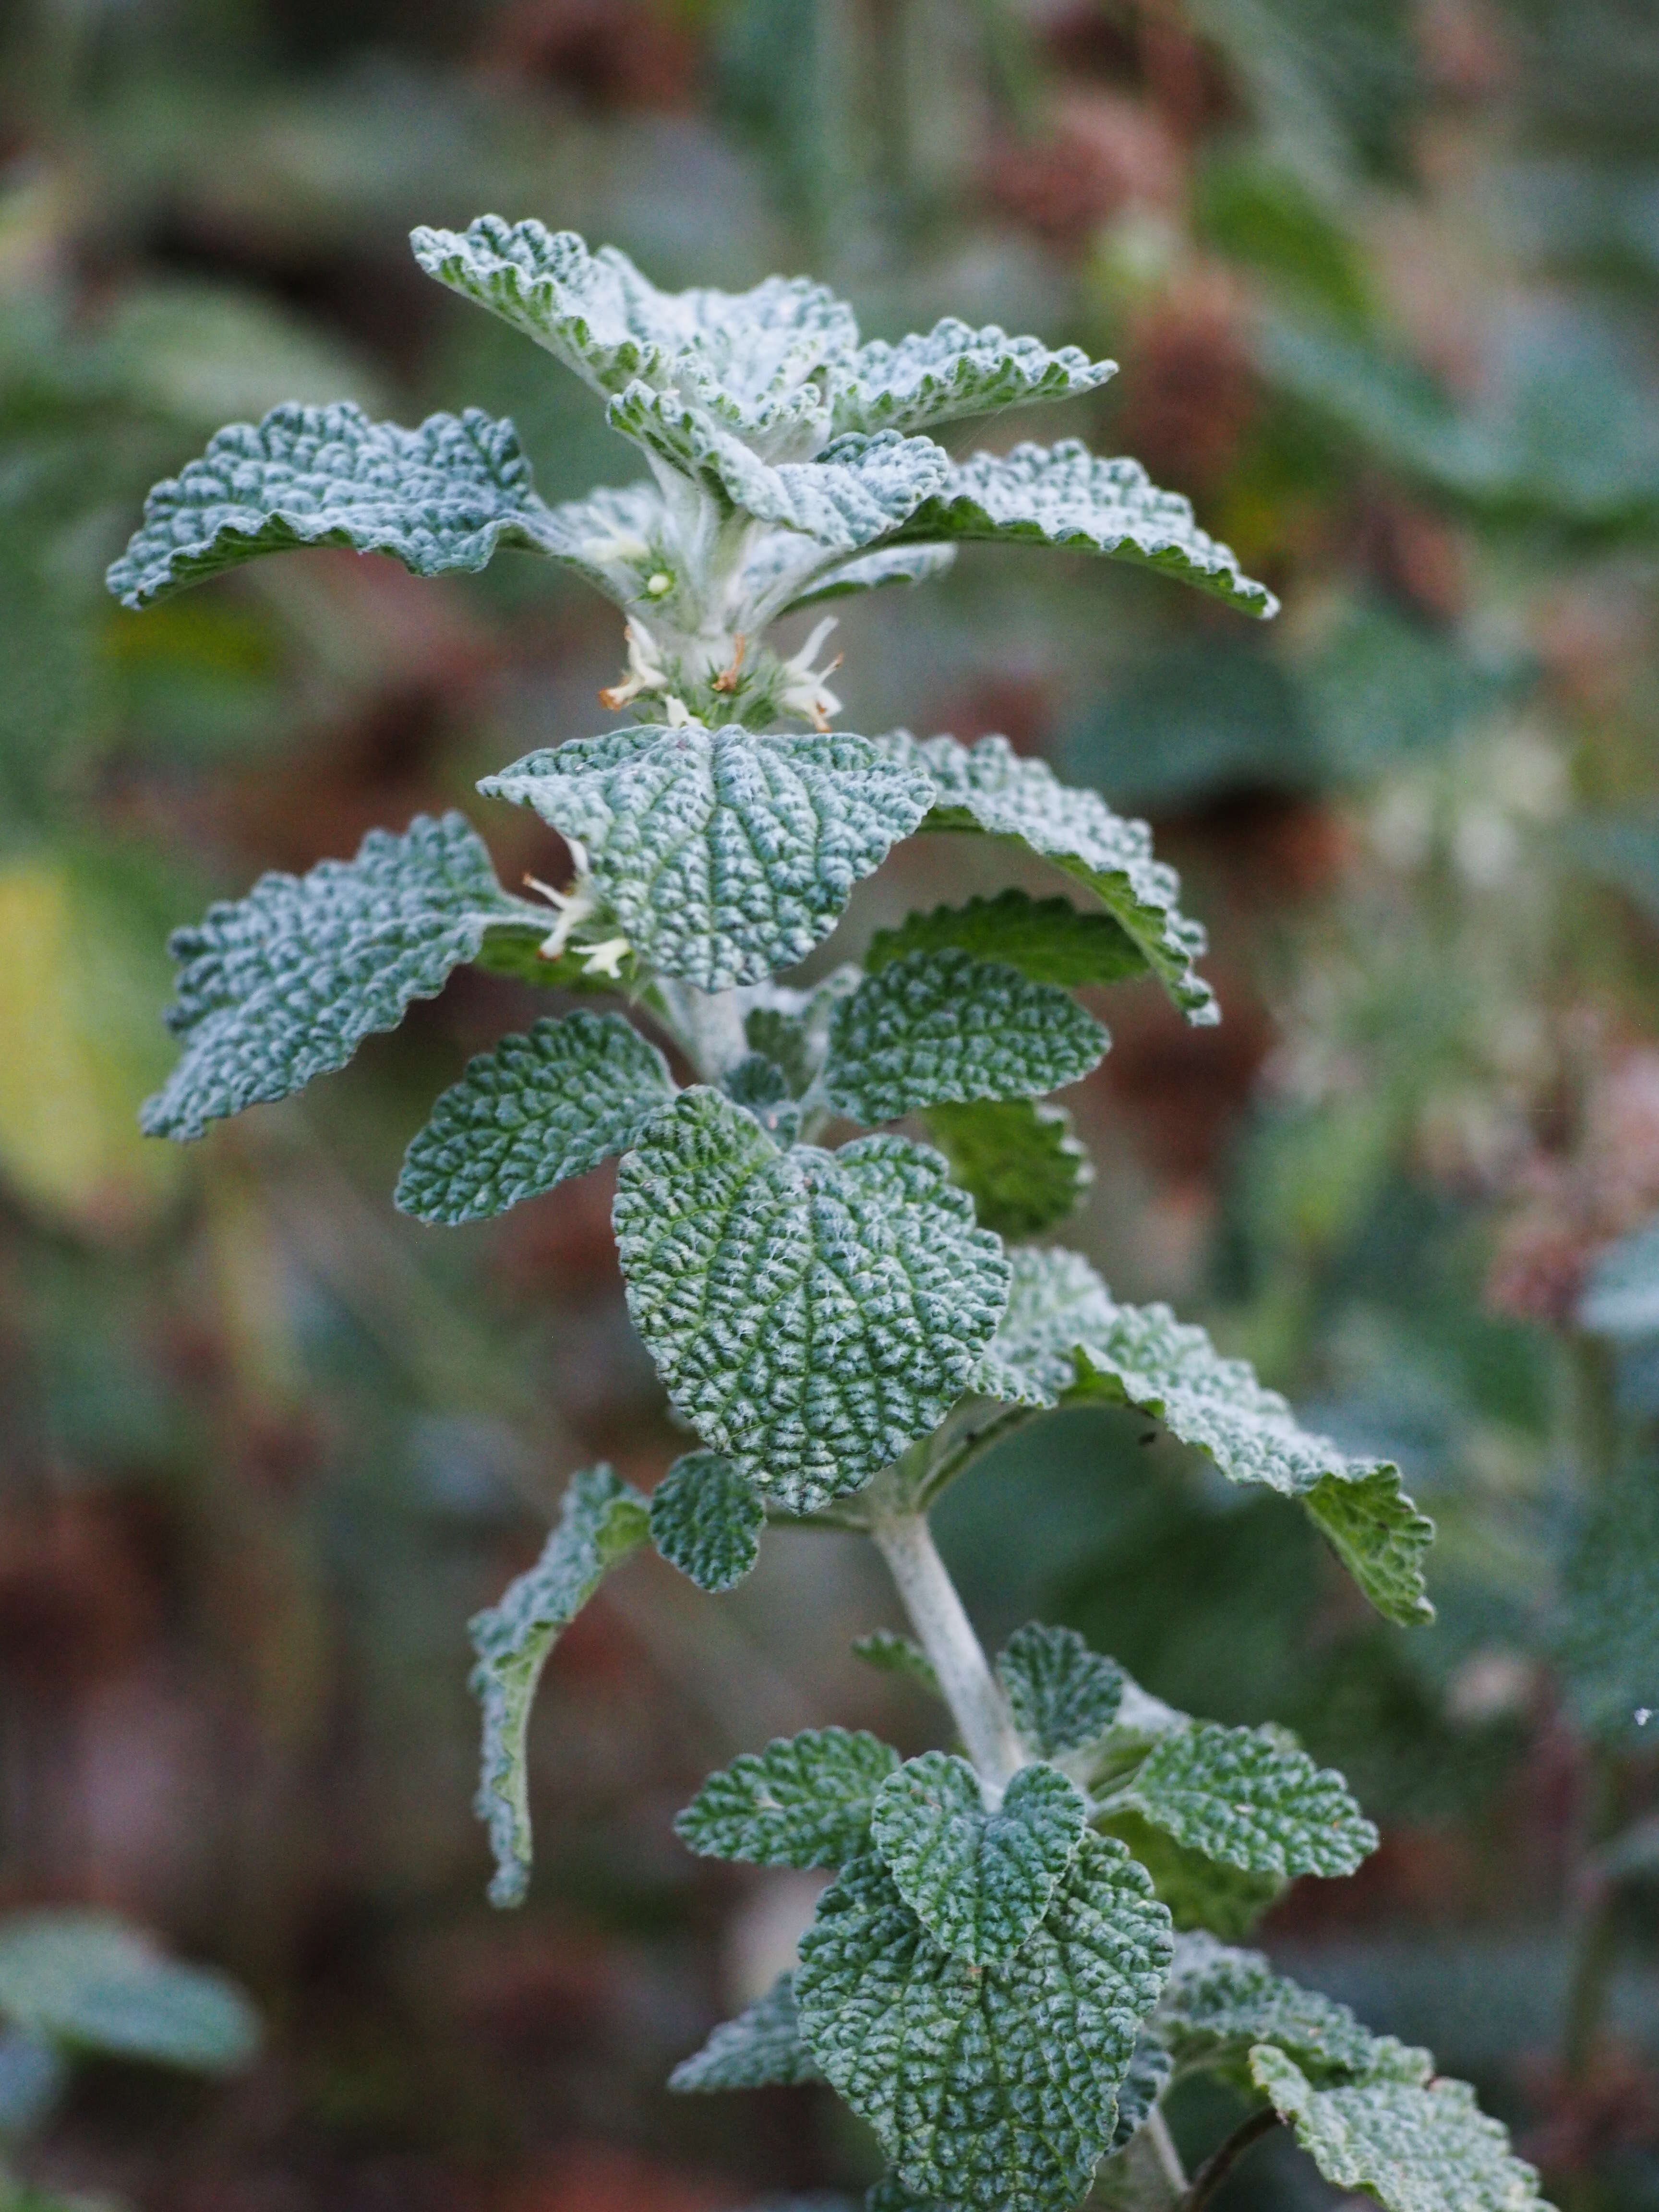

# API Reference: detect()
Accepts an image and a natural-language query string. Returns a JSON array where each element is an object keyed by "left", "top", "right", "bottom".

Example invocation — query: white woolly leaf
[
  {"left": 669, "top": 1972, "right": 823, "bottom": 2092},
  {"left": 675, "top": 1728, "right": 901, "bottom": 1867},
  {"left": 996, "top": 1624, "right": 1124, "bottom": 1759},
  {"left": 1123, "top": 1723, "right": 1378, "bottom": 1880},
  {"left": 829, "top": 322, "right": 1116, "bottom": 437},
  {"left": 786, "top": 542, "right": 959, "bottom": 609},
  {"left": 649, "top": 1452, "right": 765, "bottom": 1593}
]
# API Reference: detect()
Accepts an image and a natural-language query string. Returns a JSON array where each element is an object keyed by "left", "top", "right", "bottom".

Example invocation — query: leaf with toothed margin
[
  {"left": 1121, "top": 1722, "right": 1377, "bottom": 1880},
  {"left": 480, "top": 724, "right": 935, "bottom": 992},
  {"left": 141, "top": 812, "right": 529, "bottom": 1143},
  {"left": 395, "top": 1011, "right": 674, "bottom": 1226},
  {"left": 785, "top": 541, "right": 960, "bottom": 609},
  {"left": 867, "top": 890, "right": 1149, "bottom": 987},
  {"left": 828, "top": 321, "right": 1117, "bottom": 437},
  {"left": 669, "top": 1972, "right": 823, "bottom": 2092},
  {"left": 924, "top": 1099, "right": 1093, "bottom": 1241},
  {"left": 822, "top": 950, "right": 1108, "bottom": 1124},
  {"left": 1150, "top": 1933, "right": 1420, "bottom": 2091},
  {"left": 107, "top": 403, "right": 557, "bottom": 608},
  {"left": 649, "top": 1452, "right": 765, "bottom": 1593},
  {"left": 613, "top": 1091, "right": 1010, "bottom": 1511},
  {"left": 852, "top": 1632, "right": 942, "bottom": 1698},
  {"left": 469, "top": 1466, "right": 650, "bottom": 1908},
  {"left": 675, "top": 1729, "right": 900, "bottom": 1867},
  {"left": 888, "top": 441, "right": 1277, "bottom": 618},
  {"left": 794, "top": 1834, "right": 1171, "bottom": 2212},
  {"left": 880, "top": 733, "right": 1217, "bottom": 1023},
  {"left": 996, "top": 1624, "right": 1123, "bottom": 1759},
  {"left": 974, "top": 1247, "right": 1435, "bottom": 1625},
  {"left": 870, "top": 1753, "right": 1087, "bottom": 1965},
  {"left": 1101, "top": 1813, "right": 1286, "bottom": 1942}
]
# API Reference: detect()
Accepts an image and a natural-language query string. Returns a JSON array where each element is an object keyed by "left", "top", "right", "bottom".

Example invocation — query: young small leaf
[
  {"left": 925, "top": 1099, "right": 1093, "bottom": 1240},
  {"left": 649, "top": 1453, "right": 765, "bottom": 1593},
  {"left": 852, "top": 1632, "right": 941, "bottom": 1699},
  {"left": 996, "top": 1624, "right": 1123, "bottom": 1759},
  {"left": 107, "top": 403, "right": 556, "bottom": 608},
  {"left": 470, "top": 1466, "right": 650, "bottom": 1907},
  {"left": 669, "top": 1972, "right": 823, "bottom": 2092},
  {"left": 396, "top": 1012, "right": 674, "bottom": 1226},
  {"left": 828, "top": 322, "right": 1116, "bottom": 438},
  {"left": 1123, "top": 1723, "right": 1377, "bottom": 1880},
  {"left": 869, "top": 1753, "right": 1086, "bottom": 1965},
  {"left": 867, "top": 890, "right": 1148, "bottom": 987},
  {"left": 614, "top": 1091, "right": 1009, "bottom": 1511},
  {"left": 143, "top": 812, "right": 526, "bottom": 1142},
  {"left": 822, "top": 950, "right": 1108, "bottom": 1124},
  {"left": 675, "top": 1729, "right": 901, "bottom": 1867},
  {"left": 481, "top": 725, "right": 934, "bottom": 991}
]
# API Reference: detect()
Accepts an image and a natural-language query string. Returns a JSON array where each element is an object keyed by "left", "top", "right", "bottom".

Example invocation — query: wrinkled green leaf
[
  {"left": 676, "top": 1728, "right": 900, "bottom": 1866},
  {"left": 1152, "top": 1933, "right": 1417, "bottom": 2088},
  {"left": 1101, "top": 1813, "right": 1285, "bottom": 1942},
  {"left": 0, "top": 1913, "right": 258, "bottom": 2074},
  {"left": 1122, "top": 1722, "right": 1377, "bottom": 1879},
  {"left": 997, "top": 1624, "right": 1123, "bottom": 1760},
  {"left": 649, "top": 1452, "right": 765, "bottom": 1593},
  {"left": 867, "top": 890, "right": 1147, "bottom": 987},
  {"left": 669, "top": 1972, "right": 823, "bottom": 2092},
  {"left": 924, "top": 1099, "right": 1093, "bottom": 1240},
  {"left": 828, "top": 322, "right": 1115, "bottom": 437},
  {"left": 788, "top": 542, "right": 959, "bottom": 609}
]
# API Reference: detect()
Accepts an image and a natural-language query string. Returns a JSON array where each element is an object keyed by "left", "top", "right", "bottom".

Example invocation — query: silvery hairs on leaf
[
  {"left": 996, "top": 1624, "right": 1124, "bottom": 1760},
  {"left": 481, "top": 725, "right": 935, "bottom": 991},
  {"left": 675, "top": 1729, "right": 901, "bottom": 1867},
  {"left": 143, "top": 812, "right": 529, "bottom": 1143},
  {"left": 869, "top": 1754, "right": 1087, "bottom": 1966},
  {"left": 1122, "top": 1722, "right": 1377, "bottom": 1881},
  {"left": 826, "top": 321, "right": 1117, "bottom": 437},
  {"left": 396, "top": 1012, "right": 674, "bottom": 1226},
  {"left": 886, "top": 733, "right": 1218, "bottom": 1023},
  {"left": 1152, "top": 1932, "right": 1420, "bottom": 2090},
  {"left": 649, "top": 1452, "right": 765, "bottom": 1593},
  {"left": 613, "top": 1091, "right": 1010, "bottom": 1511},
  {"left": 669, "top": 1972, "right": 823, "bottom": 2092},
  {"left": 107, "top": 403, "right": 558, "bottom": 608},
  {"left": 924, "top": 1099, "right": 1093, "bottom": 1241},
  {"left": 470, "top": 1466, "right": 650, "bottom": 1908},
  {"left": 822, "top": 950, "right": 1108, "bottom": 1125},
  {"left": 977, "top": 1248, "right": 1435, "bottom": 1625},
  {"left": 795, "top": 1834, "right": 1171, "bottom": 2212},
  {"left": 866, "top": 890, "right": 1149, "bottom": 988}
]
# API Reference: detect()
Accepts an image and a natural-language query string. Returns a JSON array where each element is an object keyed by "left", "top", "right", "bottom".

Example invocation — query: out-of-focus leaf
[
  {"left": 1060, "top": 640, "right": 1316, "bottom": 810},
  {"left": 1579, "top": 1216, "right": 1659, "bottom": 1338},
  {"left": 0, "top": 1913, "right": 258, "bottom": 2074},
  {"left": 1559, "top": 1462, "right": 1659, "bottom": 1744}
]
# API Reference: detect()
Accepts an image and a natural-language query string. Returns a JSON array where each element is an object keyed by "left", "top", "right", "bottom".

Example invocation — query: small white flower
[
  {"left": 778, "top": 615, "right": 843, "bottom": 732},
  {"left": 599, "top": 618, "right": 672, "bottom": 711}
]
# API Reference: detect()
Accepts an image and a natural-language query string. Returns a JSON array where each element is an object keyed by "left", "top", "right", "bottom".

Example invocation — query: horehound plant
[{"left": 110, "top": 223, "right": 1549, "bottom": 2212}]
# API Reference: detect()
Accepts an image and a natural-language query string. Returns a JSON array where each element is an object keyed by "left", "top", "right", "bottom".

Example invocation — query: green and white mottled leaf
[
  {"left": 1249, "top": 2046, "right": 1553, "bottom": 2212},
  {"left": 395, "top": 1012, "right": 674, "bottom": 1226},
  {"left": 470, "top": 1466, "right": 650, "bottom": 1907},
  {"left": 143, "top": 812, "right": 527, "bottom": 1142},
  {"left": 890, "top": 441, "right": 1277, "bottom": 618},
  {"left": 1101, "top": 1813, "right": 1285, "bottom": 1942},
  {"left": 0, "top": 1913, "right": 258, "bottom": 2074},
  {"left": 1121, "top": 1723, "right": 1376, "bottom": 1880},
  {"left": 924, "top": 1099, "right": 1093, "bottom": 1240},
  {"left": 108, "top": 402, "right": 555, "bottom": 608},
  {"left": 1109, "top": 2039, "right": 1175, "bottom": 2153},
  {"left": 823, "top": 950, "right": 1107, "bottom": 1124},
  {"left": 649, "top": 1452, "right": 764, "bottom": 1593},
  {"left": 675, "top": 1728, "right": 900, "bottom": 1867},
  {"left": 613, "top": 1091, "right": 1009, "bottom": 1510},
  {"left": 669, "top": 1972, "right": 822, "bottom": 2092},
  {"left": 795, "top": 1834, "right": 1171, "bottom": 2212},
  {"left": 867, "top": 890, "right": 1148, "bottom": 987},
  {"left": 481, "top": 725, "right": 934, "bottom": 991},
  {"left": 787, "top": 541, "right": 959, "bottom": 609},
  {"left": 829, "top": 322, "right": 1116, "bottom": 437},
  {"left": 997, "top": 1624, "right": 1123, "bottom": 1760},
  {"left": 1152, "top": 1933, "right": 1415, "bottom": 2088},
  {"left": 885, "top": 733, "right": 1217, "bottom": 1022},
  {"left": 870, "top": 1754, "right": 1087, "bottom": 1965},
  {"left": 852, "top": 1631, "right": 942, "bottom": 1698}
]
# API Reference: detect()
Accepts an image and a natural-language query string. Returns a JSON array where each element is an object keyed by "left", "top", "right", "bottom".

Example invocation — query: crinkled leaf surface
[
  {"left": 870, "top": 1754, "right": 1087, "bottom": 1965},
  {"left": 649, "top": 1451, "right": 764, "bottom": 1593},
  {"left": 787, "top": 541, "right": 959, "bottom": 609},
  {"left": 107, "top": 402, "right": 555, "bottom": 608},
  {"left": 925, "top": 1099, "right": 1092, "bottom": 1240},
  {"left": 852, "top": 1632, "right": 942, "bottom": 1698},
  {"left": 824, "top": 950, "right": 1107, "bottom": 1124},
  {"left": 1152, "top": 1934, "right": 1417, "bottom": 2088},
  {"left": 143, "top": 812, "right": 524, "bottom": 1142},
  {"left": 890, "top": 441, "right": 1277, "bottom": 618},
  {"left": 669, "top": 1972, "right": 822, "bottom": 2092},
  {"left": 675, "top": 1728, "right": 900, "bottom": 1867},
  {"left": 1124, "top": 1724, "right": 1376, "bottom": 1880},
  {"left": 396, "top": 1012, "right": 673, "bottom": 1226},
  {"left": 1249, "top": 2046, "right": 1553, "bottom": 2212},
  {"left": 614, "top": 1091, "right": 1009, "bottom": 1510},
  {"left": 1108, "top": 2039, "right": 1175, "bottom": 2153},
  {"left": 829, "top": 322, "right": 1115, "bottom": 437},
  {"left": 470, "top": 1466, "right": 650, "bottom": 1907},
  {"left": 795, "top": 1834, "right": 1171, "bottom": 2212},
  {"left": 886, "top": 734, "right": 1217, "bottom": 1022},
  {"left": 868, "top": 890, "right": 1148, "bottom": 987},
  {"left": 481, "top": 725, "right": 934, "bottom": 991},
  {"left": 997, "top": 1624, "right": 1123, "bottom": 1759},
  {"left": 0, "top": 1913, "right": 258, "bottom": 2073},
  {"left": 1102, "top": 1813, "right": 1285, "bottom": 1942}
]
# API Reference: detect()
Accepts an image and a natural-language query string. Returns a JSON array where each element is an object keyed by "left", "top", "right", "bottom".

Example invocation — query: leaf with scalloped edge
[
  {"left": 481, "top": 725, "right": 935, "bottom": 992},
  {"left": 884, "top": 733, "right": 1217, "bottom": 1023},
  {"left": 852, "top": 1632, "right": 942, "bottom": 1699},
  {"left": 829, "top": 322, "right": 1117, "bottom": 437},
  {"left": 795, "top": 1834, "right": 1171, "bottom": 2212},
  {"left": 870, "top": 1754, "right": 1087, "bottom": 1965},
  {"left": 1121, "top": 1722, "right": 1377, "bottom": 1880},
  {"left": 470, "top": 1466, "right": 650, "bottom": 1907},
  {"left": 823, "top": 950, "right": 1107, "bottom": 1125},
  {"left": 889, "top": 441, "right": 1277, "bottom": 618},
  {"left": 1249, "top": 2046, "right": 1553, "bottom": 2212},
  {"left": 614, "top": 1091, "right": 1009, "bottom": 1510},
  {"left": 395, "top": 1012, "right": 673, "bottom": 1226},
  {"left": 924, "top": 1099, "right": 1093, "bottom": 1240},
  {"left": 787, "top": 542, "right": 960, "bottom": 609},
  {"left": 1102, "top": 1813, "right": 1285, "bottom": 1942},
  {"left": 675, "top": 1728, "right": 900, "bottom": 1867},
  {"left": 868, "top": 890, "right": 1147, "bottom": 987},
  {"left": 649, "top": 1452, "right": 764, "bottom": 1593},
  {"left": 1151, "top": 1933, "right": 1420, "bottom": 2090},
  {"left": 669, "top": 1972, "right": 823, "bottom": 2092},
  {"left": 142, "top": 812, "right": 529, "bottom": 1143},
  {"left": 107, "top": 403, "right": 557, "bottom": 608},
  {"left": 997, "top": 1624, "right": 1124, "bottom": 1759}
]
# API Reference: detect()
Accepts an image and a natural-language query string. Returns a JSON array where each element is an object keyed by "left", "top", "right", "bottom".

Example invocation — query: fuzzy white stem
[
  {"left": 660, "top": 981, "right": 751, "bottom": 1083},
  {"left": 872, "top": 1511, "right": 1025, "bottom": 1790}
]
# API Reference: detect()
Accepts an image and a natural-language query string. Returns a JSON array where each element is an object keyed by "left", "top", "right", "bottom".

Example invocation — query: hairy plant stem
[{"left": 870, "top": 1509, "right": 1025, "bottom": 1791}]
